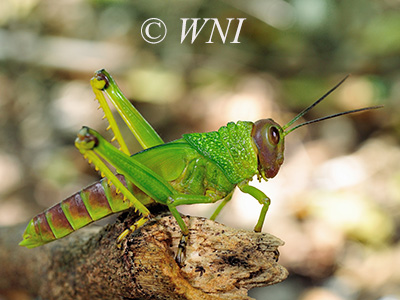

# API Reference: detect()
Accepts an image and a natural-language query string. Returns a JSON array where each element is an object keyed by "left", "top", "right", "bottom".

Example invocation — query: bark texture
[{"left": 0, "top": 208, "right": 288, "bottom": 300}]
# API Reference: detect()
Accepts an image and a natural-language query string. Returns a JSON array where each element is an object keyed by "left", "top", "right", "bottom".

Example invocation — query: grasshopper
[{"left": 19, "top": 70, "right": 381, "bottom": 263}]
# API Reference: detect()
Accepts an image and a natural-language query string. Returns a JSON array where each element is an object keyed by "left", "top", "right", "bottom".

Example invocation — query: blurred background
[{"left": 0, "top": 0, "right": 399, "bottom": 299}]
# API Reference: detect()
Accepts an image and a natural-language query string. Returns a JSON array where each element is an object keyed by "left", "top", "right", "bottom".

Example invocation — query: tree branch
[{"left": 0, "top": 207, "right": 288, "bottom": 300}]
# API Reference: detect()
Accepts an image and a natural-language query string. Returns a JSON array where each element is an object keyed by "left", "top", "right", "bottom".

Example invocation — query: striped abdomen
[{"left": 19, "top": 175, "right": 148, "bottom": 248}]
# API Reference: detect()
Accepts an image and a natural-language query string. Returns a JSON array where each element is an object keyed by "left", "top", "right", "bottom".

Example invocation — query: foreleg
[{"left": 238, "top": 182, "right": 271, "bottom": 232}]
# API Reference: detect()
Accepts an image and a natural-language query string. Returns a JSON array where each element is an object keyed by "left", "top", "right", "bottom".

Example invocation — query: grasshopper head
[
  {"left": 252, "top": 119, "right": 285, "bottom": 180},
  {"left": 252, "top": 75, "right": 383, "bottom": 181}
]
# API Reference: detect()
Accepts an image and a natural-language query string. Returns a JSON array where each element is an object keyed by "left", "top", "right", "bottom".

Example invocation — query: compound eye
[{"left": 268, "top": 126, "right": 280, "bottom": 145}]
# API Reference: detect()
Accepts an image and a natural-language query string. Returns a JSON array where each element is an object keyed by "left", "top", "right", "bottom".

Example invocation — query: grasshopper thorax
[{"left": 252, "top": 119, "right": 285, "bottom": 180}]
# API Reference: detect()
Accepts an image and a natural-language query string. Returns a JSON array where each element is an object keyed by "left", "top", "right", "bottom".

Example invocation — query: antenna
[
  {"left": 281, "top": 75, "right": 383, "bottom": 136},
  {"left": 282, "top": 75, "right": 350, "bottom": 132},
  {"left": 283, "top": 105, "right": 383, "bottom": 136}
]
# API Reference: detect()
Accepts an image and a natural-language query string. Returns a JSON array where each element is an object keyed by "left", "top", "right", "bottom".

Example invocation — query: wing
[{"left": 132, "top": 139, "right": 198, "bottom": 182}]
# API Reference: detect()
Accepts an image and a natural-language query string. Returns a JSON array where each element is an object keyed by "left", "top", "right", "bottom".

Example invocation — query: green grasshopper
[{"left": 19, "top": 70, "right": 381, "bottom": 263}]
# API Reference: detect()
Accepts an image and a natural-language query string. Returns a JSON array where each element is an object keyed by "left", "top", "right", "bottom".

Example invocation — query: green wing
[
  {"left": 132, "top": 139, "right": 192, "bottom": 182},
  {"left": 133, "top": 138, "right": 234, "bottom": 199}
]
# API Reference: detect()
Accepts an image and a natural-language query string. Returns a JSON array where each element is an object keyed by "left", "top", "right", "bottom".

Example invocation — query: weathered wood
[{"left": 0, "top": 208, "right": 288, "bottom": 300}]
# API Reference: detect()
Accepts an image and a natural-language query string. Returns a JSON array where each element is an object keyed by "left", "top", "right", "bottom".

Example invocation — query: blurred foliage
[{"left": 0, "top": 0, "right": 399, "bottom": 300}]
